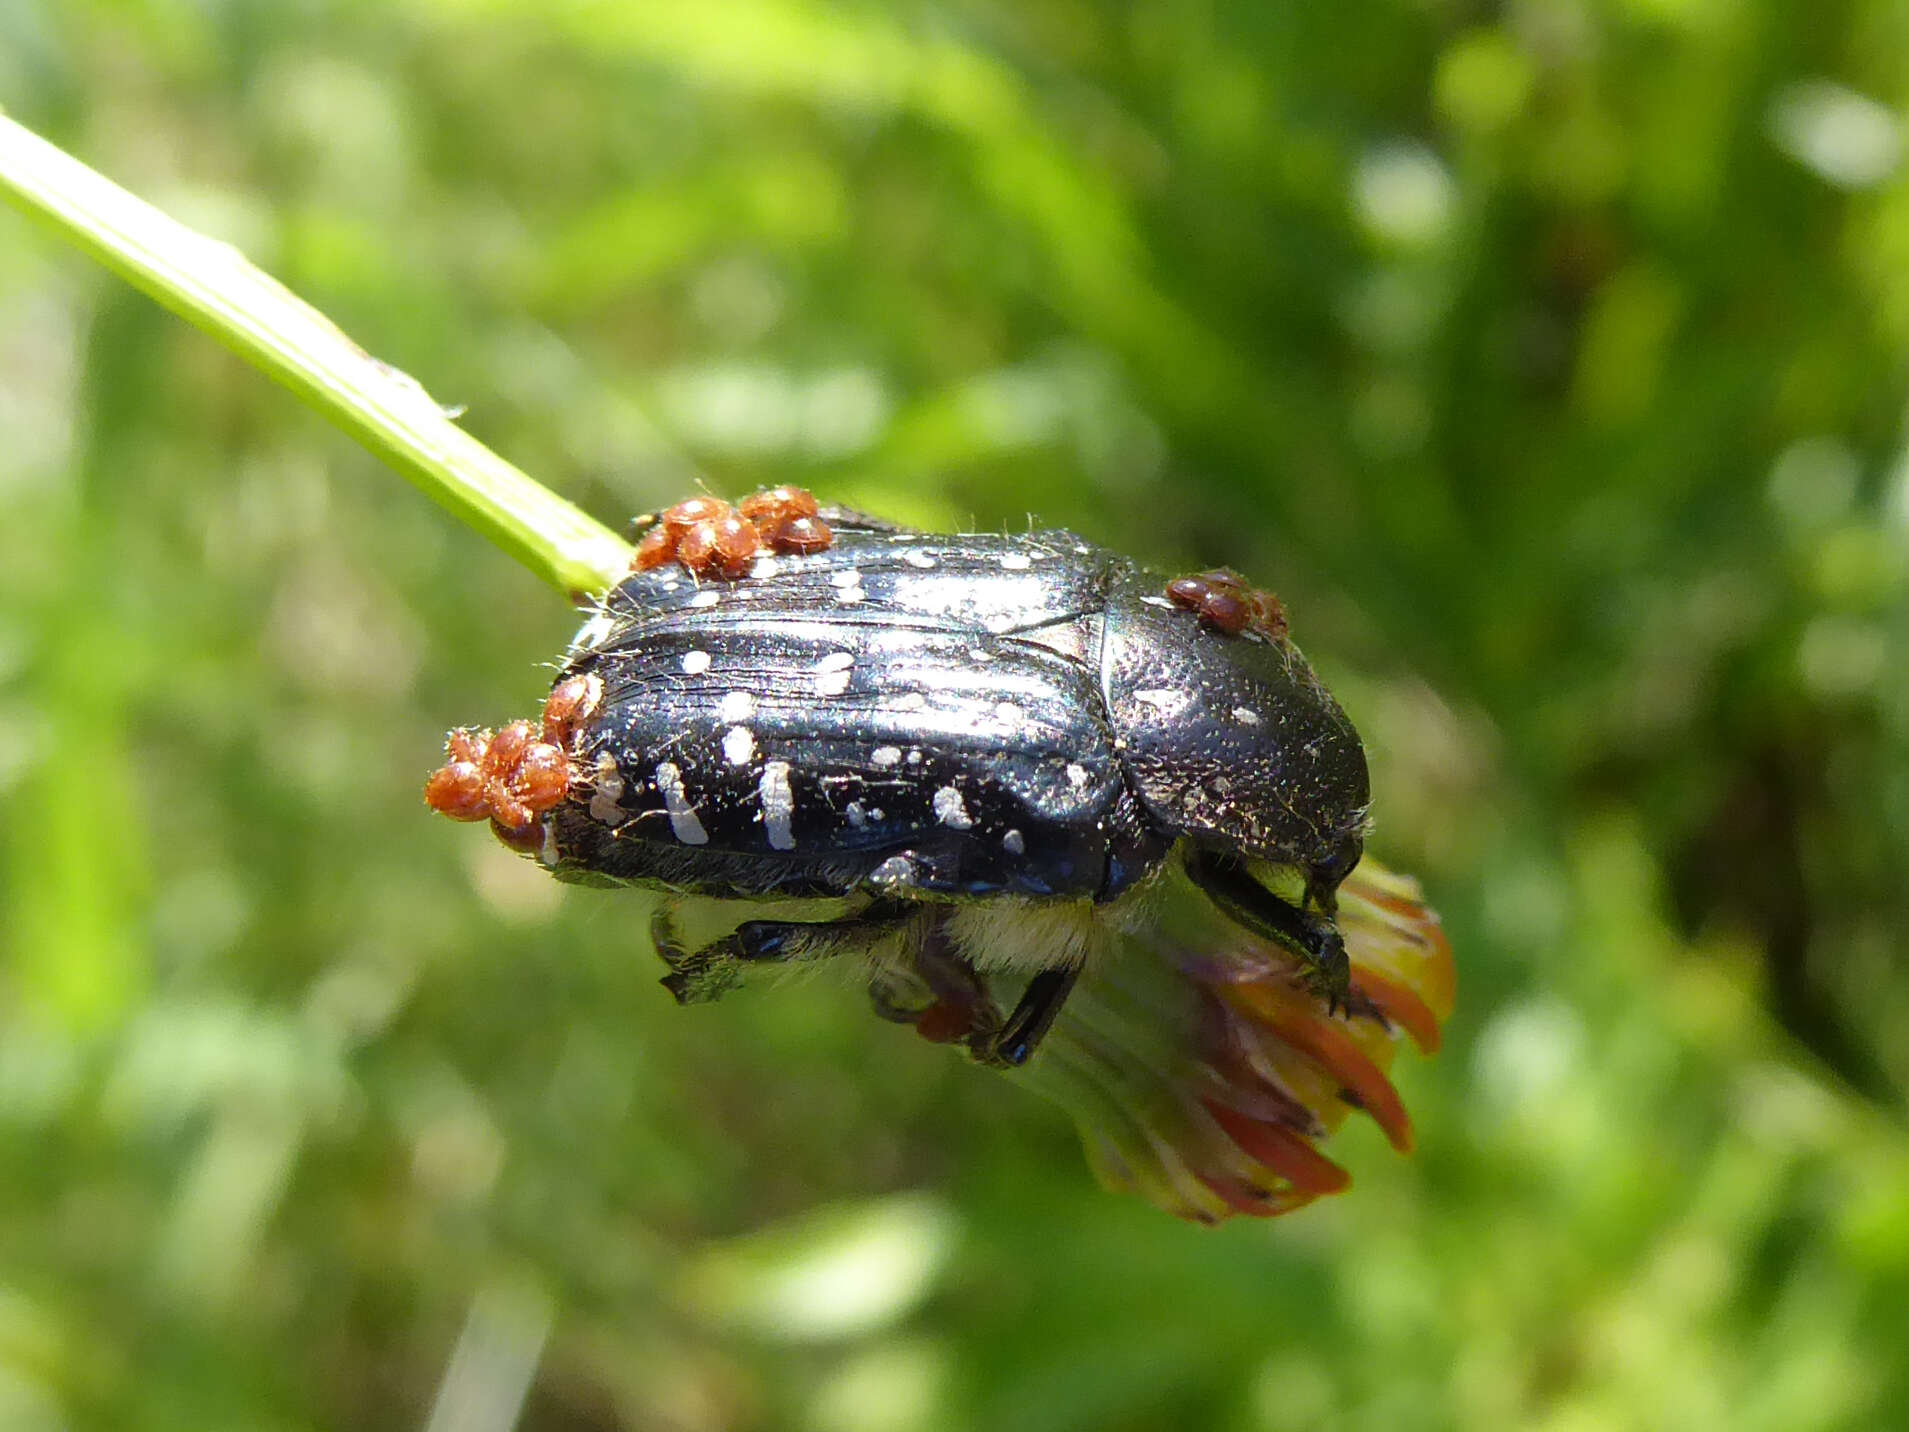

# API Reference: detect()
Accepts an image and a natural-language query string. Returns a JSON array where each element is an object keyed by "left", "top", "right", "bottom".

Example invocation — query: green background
[{"left": 4, "top": 1, "right": 1909, "bottom": 1428}]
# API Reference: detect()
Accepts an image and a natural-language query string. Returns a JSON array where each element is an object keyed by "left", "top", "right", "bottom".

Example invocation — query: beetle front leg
[{"left": 1185, "top": 850, "right": 1351, "bottom": 1010}]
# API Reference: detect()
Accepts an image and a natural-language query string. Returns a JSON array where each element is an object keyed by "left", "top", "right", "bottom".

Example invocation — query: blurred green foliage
[{"left": 4, "top": 1, "right": 1909, "bottom": 1428}]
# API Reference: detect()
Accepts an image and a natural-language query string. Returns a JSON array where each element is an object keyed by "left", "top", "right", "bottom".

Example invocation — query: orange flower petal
[
  {"left": 1222, "top": 984, "right": 1415, "bottom": 1153},
  {"left": 1203, "top": 1099, "right": 1351, "bottom": 1197},
  {"left": 1197, "top": 1175, "right": 1281, "bottom": 1217},
  {"left": 1349, "top": 967, "right": 1444, "bottom": 1055},
  {"left": 1196, "top": 1173, "right": 1318, "bottom": 1219},
  {"left": 1340, "top": 871, "right": 1457, "bottom": 1020}
]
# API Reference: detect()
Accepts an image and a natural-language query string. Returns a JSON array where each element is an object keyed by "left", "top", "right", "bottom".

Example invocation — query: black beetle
[{"left": 518, "top": 505, "right": 1370, "bottom": 1068}]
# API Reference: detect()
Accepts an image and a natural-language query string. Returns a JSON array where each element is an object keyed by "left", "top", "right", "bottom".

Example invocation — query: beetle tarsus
[
  {"left": 651, "top": 906, "right": 744, "bottom": 1005},
  {"left": 1307, "top": 925, "right": 1351, "bottom": 1016}
]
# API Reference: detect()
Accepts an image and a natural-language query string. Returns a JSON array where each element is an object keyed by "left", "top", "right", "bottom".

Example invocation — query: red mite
[
  {"left": 423, "top": 673, "right": 602, "bottom": 847},
  {"left": 1165, "top": 569, "right": 1288, "bottom": 640},
  {"left": 426, "top": 485, "right": 842, "bottom": 841},
  {"left": 739, "top": 485, "right": 833, "bottom": 555},
  {"left": 631, "top": 487, "right": 836, "bottom": 580}
]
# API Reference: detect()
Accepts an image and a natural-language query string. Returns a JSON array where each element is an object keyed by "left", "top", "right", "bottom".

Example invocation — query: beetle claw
[{"left": 1304, "top": 926, "right": 1352, "bottom": 1013}]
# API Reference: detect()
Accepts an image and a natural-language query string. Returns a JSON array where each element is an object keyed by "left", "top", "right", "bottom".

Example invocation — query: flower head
[{"left": 1004, "top": 856, "right": 1453, "bottom": 1222}]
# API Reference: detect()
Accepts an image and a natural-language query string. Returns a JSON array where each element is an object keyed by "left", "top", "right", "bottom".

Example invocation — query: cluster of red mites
[
  {"left": 632, "top": 487, "right": 834, "bottom": 579},
  {"left": 423, "top": 674, "right": 600, "bottom": 849},
  {"left": 1165, "top": 569, "right": 1289, "bottom": 640},
  {"left": 427, "top": 487, "right": 833, "bottom": 848}
]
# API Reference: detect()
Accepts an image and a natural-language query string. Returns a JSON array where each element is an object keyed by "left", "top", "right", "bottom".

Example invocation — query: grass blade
[{"left": 0, "top": 110, "right": 633, "bottom": 597}]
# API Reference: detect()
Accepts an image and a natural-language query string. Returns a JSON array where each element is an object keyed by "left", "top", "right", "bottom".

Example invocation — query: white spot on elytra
[
  {"left": 723, "top": 726, "right": 756, "bottom": 766},
  {"left": 570, "top": 670, "right": 605, "bottom": 724},
  {"left": 999, "top": 552, "right": 1032, "bottom": 570},
  {"left": 1133, "top": 687, "right": 1182, "bottom": 712},
  {"left": 654, "top": 762, "right": 708, "bottom": 845},
  {"left": 759, "top": 761, "right": 796, "bottom": 850},
  {"left": 1065, "top": 763, "right": 1090, "bottom": 789},
  {"left": 1232, "top": 706, "right": 1263, "bottom": 726},
  {"left": 589, "top": 754, "right": 627, "bottom": 825},
  {"left": 903, "top": 550, "right": 936, "bottom": 569},
  {"left": 718, "top": 690, "right": 756, "bottom": 723},
  {"left": 572, "top": 612, "right": 616, "bottom": 651},
  {"left": 690, "top": 590, "right": 721, "bottom": 608},
  {"left": 933, "top": 785, "right": 973, "bottom": 829},
  {"left": 814, "top": 651, "right": 855, "bottom": 696},
  {"left": 869, "top": 855, "right": 914, "bottom": 887},
  {"left": 681, "top": 650, "right": 712, "bottom": 675},
  {"left": 872, "top": 746, "right": 903, "bottom": 767},
  {"left": 1002, "top": 828, "right": 1025, "bottom": 856}
]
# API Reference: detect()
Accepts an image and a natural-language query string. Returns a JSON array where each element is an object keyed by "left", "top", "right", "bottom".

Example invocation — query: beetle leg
[
  {"left": 653, "top": 905, "right": 744, "bottom": 1006},
  {"left": 730, "top": 900, "right": 918, "bottom": 963},
  {"left": 1185, "top": 851, "right": 1351, "bottom": 1011},
  {"left": 903, "top": 921, "right": 1004, "bottom": 1049},
  {"left": 655, "top": 900, "right": 917, "bottom": 1005},
  {"left": 977, "top": 964, "right": 1082, "bottom": 1069}
]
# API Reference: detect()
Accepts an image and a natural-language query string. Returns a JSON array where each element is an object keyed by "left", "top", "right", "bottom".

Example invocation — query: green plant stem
[{"left": 0, "top": 110, "right": 633, "bottom": 597}]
